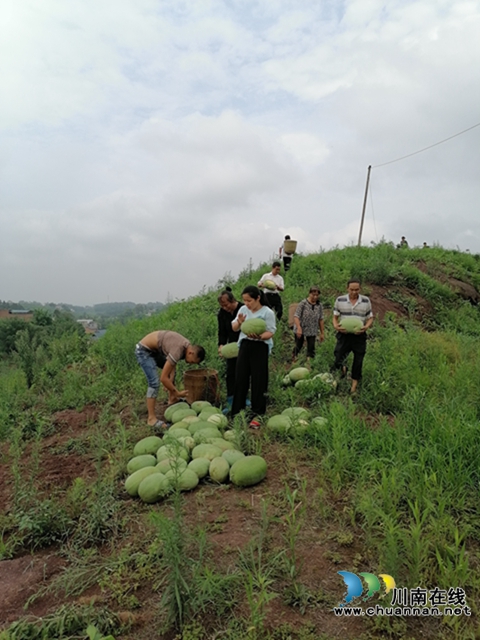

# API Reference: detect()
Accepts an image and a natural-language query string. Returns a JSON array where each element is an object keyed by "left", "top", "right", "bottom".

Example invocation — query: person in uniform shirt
[
  {"left": 135, "top": 330, "right": 205, "bottom": 427},
  {"left": 258, "top": 261, "right": 284, "bottom": 320},
  {"left": 332, "top": 280, "right": 373, "bottom": 394}
]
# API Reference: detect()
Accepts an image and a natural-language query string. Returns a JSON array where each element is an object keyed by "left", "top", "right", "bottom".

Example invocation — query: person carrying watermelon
[
  {"left": 217, "top": 287, "right": 242, "bottom": 413},
  {"left": 332, "top": 279, "right": 373, "bottom": 394},
  {"left": 231, "top": 285, "right": 276, "bottom": 427},
  {"left": 258, "top": 261, "right": 284, "bottom": 320},
  {"left": 135, "top": 330, "right": 205, "bottom": 427}
]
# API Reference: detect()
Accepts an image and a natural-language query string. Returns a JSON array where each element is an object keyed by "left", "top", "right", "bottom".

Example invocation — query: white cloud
[{"left": 1, "top": 0, "right": 479, "bottom": 304}]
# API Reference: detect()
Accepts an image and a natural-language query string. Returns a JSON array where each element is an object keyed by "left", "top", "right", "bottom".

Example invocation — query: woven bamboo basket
[{"left": 183, "top": 369, "right": 220, "bottom": 404}]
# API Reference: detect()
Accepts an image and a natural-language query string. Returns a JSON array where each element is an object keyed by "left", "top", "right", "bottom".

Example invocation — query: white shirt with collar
[{"left": 258, "top": 272, "right": 284, "bottom": 293}]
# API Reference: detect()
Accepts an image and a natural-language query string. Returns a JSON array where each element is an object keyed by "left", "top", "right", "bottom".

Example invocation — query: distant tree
[
  {"left": 33, "top": 308, "right": 53, "bottom": 327},
  {"left": 0, "top": 319, "right": 29, "bottom": 355}
]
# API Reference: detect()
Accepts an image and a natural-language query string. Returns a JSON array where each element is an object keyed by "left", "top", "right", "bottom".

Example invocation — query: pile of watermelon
[
  {"left": 266, "top": 406, "right": 327, "bottom": 436},
  {"left": 281, "top": 367, "right": 337, "bottom": 395},
  {"left": 125, "top": 400, "right": 268, "bottom": 503}
]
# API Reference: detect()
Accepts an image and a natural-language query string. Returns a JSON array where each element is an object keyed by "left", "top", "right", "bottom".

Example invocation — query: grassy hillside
[{"left": 1, "top": 242, "right": 480, "bottom": 640}]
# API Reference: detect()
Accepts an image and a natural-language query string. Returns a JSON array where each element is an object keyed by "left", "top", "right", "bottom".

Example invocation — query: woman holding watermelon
[{"left": 231, "top": 285, "right": 276, "bottom": 427}]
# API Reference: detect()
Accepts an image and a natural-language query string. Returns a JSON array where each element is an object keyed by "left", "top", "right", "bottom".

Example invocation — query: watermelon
[
  {"left": 266, "top": 414, "right": 293, "bottom": 434},
  {"left": 209, "top": 457, "right": 230, "bottom": 483},
  {"left": 193, "top": 426, "right": 222, "bottom": 444},
  {"left": 230, "top": 455, "right": 267, "bottom": 487},
  {"left": 164, "top": 402, "right": 189, "bottom": 422},
  {"left": 125, "top": 467, "right": 159, "bottom": 497},
  {"left": 241, "top": 318, "right": 267, "bottom": 336},
  {"left": 281, "top": 407, "right": 310, "bottom": 420},
  {"left": 133, "top": 436, "right": 163, "bottom": 456},
  {"left": 340, "top": 317, "right": 364, "bottom": 333},
  {"left": 288, "top": 367, "right": 310, "bottom": 383},
  {"left": 188, "top": 458, "right": 211, "bottom": 479},
  {"left": 172, "top": 408, "right": 197, "bottom": 423},
  {"left": 138, "top": 473, "right": 171, "bottom": 503},
  {"left": 209, "top": 437, "right": 236, "bottom": 452},
  {"left": 207, "top": 413, "right": 228, "bottom": 429},
  {"left": 222, "top": 449, "right": 245, "bottom": 466},
  {"left": 192, "top": 444, "right": 223, "bottom": 461},
  {"left": 263, "top": 279, "right": 277, "bottom": 291},
  {"left": 155, "top": 458, "right": 188, "bottom": 474},
  {"left": 127, "top": 454, "right": 157, "bottom": 474},
  {"left": 166, "top": 468, "right": 199, "bottom": 491},
  {"left": 191, "top": 400, "right": 212, "bottom": 414},
  {"left": 221, "top": 343, "right": 239, "bottom": 359}
]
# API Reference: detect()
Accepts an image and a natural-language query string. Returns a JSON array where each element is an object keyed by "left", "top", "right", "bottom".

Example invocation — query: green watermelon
[
  {"left": 288, "top": 367, "right": 310, "bottom": 383},
  {"left": 138, "top": 473, "right": 171, "bottom": 503},
  {"left": 127, "top": 454, "right": 157, "bottom": 474},
  {"left": 209, "top": 457, "right": 230, "bottom": 483},
  {"left": 241, "top": 318, "right": 267, "bottom": 335},
  {"left": 125, "top": 467, "right": 159, "bottom": 497},
  {"left": 340, "top": 317, "right": 364, "bottom": 333},
  {"left": 133, "top": 436, "right": 163, "bottom": 456},
  {"left": 230, "top": 455, "right": 267, "bottom": 487},
  {"left": 164, "top": 402, "right": 190, "bottom": 422},
  {"left": 221, "top": 343, "right": 239, "bottom": 359},
  {"left": 191, "top": 400, "right": 212, "bottom": 414},
  {"left": 263, "top": 279, "right": 277, "bottom": 291}
]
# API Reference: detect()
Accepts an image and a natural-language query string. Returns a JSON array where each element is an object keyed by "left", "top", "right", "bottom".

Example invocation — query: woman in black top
[{"left": 217, "top": 287, "right": 241, "bottom": 411}]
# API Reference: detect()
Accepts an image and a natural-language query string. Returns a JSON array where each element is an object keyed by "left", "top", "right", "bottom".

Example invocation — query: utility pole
[{"left": 357, "top": 165, "right": 371, "bottom": 246}]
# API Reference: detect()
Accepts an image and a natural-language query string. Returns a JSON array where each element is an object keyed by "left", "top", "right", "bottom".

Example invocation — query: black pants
[
  {"left": 333, "top": 332, "right": 367, "bottom": 381},
  {"left": 232, "top": 340, "right": 269, "bottom": 417},
  {"left": 293, "top": 334, "right": 316, "bottom": 359},
  {"left": 265, "top": 292, "right": 283, "bottom": 320},
  {"left": 225, "top": 357, "right": 237, "bottom": 397},
  {"left": 283, "top": 256, "right": 292, "bottom": 272}
]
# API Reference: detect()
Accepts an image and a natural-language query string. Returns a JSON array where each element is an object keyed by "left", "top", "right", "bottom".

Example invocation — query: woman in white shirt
[{"left": 231, "top": 285, "right": 276, "bottom": 427}]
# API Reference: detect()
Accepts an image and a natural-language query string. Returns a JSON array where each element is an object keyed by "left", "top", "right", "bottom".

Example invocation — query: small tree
[{"left": 15, "top": 325, "right": 45, "bottom": 388}]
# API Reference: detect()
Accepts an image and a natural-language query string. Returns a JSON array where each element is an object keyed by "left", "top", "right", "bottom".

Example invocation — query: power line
[{"left": 373, "top": 121, "right": 480, "bottom": 168}]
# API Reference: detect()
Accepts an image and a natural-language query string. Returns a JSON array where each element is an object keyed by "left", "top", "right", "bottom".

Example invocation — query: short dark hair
[
  {"left": 309, "top": 286, "right": 320, "bottom": 293},
  {"left": 347, "top": 278, "right": 361, "bottom": 286},
  {"left": 285, "top": 235, "right": 291, "bottom": 240},
  {"left": 272, "top": 261, "right": 281, "bottom": 268},
  {"left": 192, "top": 345, "right": 206, "bottom": 363}
]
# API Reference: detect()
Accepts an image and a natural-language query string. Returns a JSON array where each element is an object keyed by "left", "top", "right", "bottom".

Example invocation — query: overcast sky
[{"left": 1, "top": 0, "right": 479, "bottom": 305}]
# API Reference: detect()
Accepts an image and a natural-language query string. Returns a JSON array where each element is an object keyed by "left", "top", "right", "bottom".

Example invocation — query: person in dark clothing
[{"left": 217, "top": 287, "right": 241, "bottom": 413}]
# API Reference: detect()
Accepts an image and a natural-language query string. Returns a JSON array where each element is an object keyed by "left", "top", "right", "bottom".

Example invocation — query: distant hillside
[{"left": 0, "top": 300, "right": 167, "bottom": 326}]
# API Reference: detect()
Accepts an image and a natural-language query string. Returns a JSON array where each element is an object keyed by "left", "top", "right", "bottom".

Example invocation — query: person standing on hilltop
[
  {"left": 332, "top": 279, "right": 373, "bottom": 394},
  {"left": 279, "top": 235, "right": 294, "bottom": 271},
  {"left": 258, "top": 261, "right": 284, "bottom": 320},
  {"left": 398, "top": 236, "right": 409, "bottom": 248},
  {"left": 135, "top": 330, "right": 205, "bottom": 427},
  {"left": 217, "top": 287, "right": 241, "bottom": 414}
]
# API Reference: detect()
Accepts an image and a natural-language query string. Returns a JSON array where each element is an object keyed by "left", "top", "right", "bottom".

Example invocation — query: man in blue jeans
[{"left": 135, "top": 330, "right": 205, "bottom": 426}]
